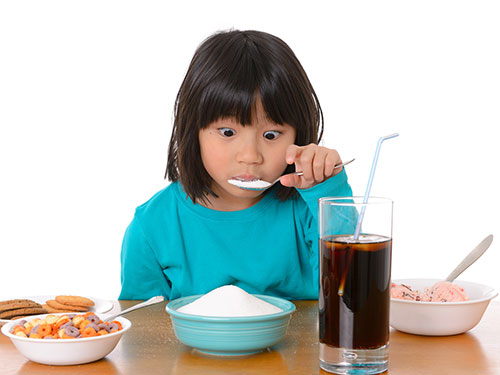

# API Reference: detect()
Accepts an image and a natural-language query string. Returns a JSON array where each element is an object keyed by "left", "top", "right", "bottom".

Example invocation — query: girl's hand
[{"left": 280, "top": 144, "right": 343, "bottom": 189}]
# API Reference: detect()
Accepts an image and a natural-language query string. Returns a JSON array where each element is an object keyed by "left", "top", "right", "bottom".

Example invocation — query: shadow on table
[
  {"left": 172, "top": 348, "right": 288, "bottom": 375},
  {"left": 17, "top": 358, "right": 119, "bottom": 375}
]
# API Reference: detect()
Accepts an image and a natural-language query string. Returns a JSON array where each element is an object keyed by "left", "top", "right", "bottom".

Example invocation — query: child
[{"left": 119, "top": 30, "right": 353, "bottom": 300}]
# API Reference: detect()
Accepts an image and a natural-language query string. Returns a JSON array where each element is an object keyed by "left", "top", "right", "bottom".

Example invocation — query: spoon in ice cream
[
  {"left": 228, "top": 158, "right": 355, "bottom": 191},
  {"left": 445, "top": 234, "right": 494, "bottom": 282}
]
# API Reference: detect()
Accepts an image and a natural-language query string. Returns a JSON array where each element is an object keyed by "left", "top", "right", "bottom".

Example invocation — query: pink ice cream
[
  {"left": 390, "top": 283, "right": 420, "bottom": 300},
  {"left": 391, "top": 281, "right": 469, "bottom": 302},
  {"left": 420, "top": 281, "right": 469, "bottom": 302}
]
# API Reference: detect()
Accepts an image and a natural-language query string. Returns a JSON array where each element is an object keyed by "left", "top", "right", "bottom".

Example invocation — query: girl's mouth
[{"left": 233, "top": 174, "right": 260, "bottom": 182}]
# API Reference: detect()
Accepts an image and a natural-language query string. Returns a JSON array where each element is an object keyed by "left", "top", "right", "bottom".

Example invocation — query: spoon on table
[
  {"left": 103, "top": 296, "right": 164, "bottom": 322},
  {"left": 445, "top": 234, "right": 494, "bottom": 282},
  {"left": 228, "top": 158, "right": 355, "bottom": 191}
]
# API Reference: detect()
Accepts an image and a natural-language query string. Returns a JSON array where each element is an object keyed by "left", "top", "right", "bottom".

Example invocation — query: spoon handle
[
  {"left": 445, "top": 234, "right": 494, "bottom": 282},
  {"left": 280, "top": 158, "right": 355, "bottom": 183},
  {"left": 333, "top": 158, "right": 355, "bottom": 170},
  {"left": 104, "top": 295, "right": 165, "bottom": 322}
]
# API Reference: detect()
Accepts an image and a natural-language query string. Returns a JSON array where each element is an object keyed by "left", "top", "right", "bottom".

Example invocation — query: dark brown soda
[{"left": 319, "top": 235, "right": 392, "bottom": 349}]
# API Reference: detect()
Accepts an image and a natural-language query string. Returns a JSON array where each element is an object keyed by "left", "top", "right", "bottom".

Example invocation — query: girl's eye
[
  {"left": 263, "top": 131, "right": 281, "bottom": 140},
  {"left": 218, "top": 128, "right": 236, "bottom": 137}
]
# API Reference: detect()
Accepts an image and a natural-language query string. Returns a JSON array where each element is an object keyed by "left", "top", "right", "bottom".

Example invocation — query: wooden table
[{"left": 1, "top": 300, "right": 499, "bottom": 374}]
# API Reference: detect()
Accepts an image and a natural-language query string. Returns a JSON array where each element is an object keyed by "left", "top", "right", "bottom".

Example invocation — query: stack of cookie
[
  {"left": 44, "top": 295, "right": 95, "bottom": 313},
  {"left": 0, "top": 299, "right": 47, "bottom": 320}
]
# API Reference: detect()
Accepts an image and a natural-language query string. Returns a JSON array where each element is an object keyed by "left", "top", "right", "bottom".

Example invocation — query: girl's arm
[
  {"left": 119, "top": 217, "right": 171, "bottom": 300},
  {"left": 293, "top": 169, "right": 356, "bottom": 297},
  {"left": 297, "top": 168, "right": 357, "bottom": 236}
]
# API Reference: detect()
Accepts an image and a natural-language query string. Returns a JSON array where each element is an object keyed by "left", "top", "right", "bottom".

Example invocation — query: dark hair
[{"left": 165, "top": 29, "right": 324, "bottom": 203}]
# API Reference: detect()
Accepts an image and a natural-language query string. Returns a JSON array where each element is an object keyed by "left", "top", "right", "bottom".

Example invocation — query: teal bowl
[{"left": 166, "top": 294, "right": 296, "bottom": 356}]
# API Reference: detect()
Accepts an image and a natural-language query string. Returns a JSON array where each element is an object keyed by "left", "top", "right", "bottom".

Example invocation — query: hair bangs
[
  {"left": 198, "top": 43, "right": 264, "bottom": 127},
  {"left": 257, "top": 56, "right": 319, "bottom": 141},
  {"left": 258, "top": 78, "right": 302, "bottom": 129},
  {"left": 199, "top": 81, "right": 256, "bottom": 127},
  {"left": 198, "top": 69, "right": 305, "bottom": 131}
]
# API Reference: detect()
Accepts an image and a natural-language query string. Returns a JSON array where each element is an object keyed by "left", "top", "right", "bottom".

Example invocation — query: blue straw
[{"left": 353, "top": 133, "right": 399, "bottom": 239}]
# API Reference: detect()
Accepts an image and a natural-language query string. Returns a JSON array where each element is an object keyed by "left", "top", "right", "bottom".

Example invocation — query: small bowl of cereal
[
  {"left": 1, "top": 312, "right": 131, "bottom": 365},
  {"left": 390, "top": 278, "right": 497, "bottom": 336}
]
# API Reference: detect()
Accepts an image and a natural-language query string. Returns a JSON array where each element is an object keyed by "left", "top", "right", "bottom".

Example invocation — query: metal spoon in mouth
[{"left": 228, "top": 158, "right": 355, "bottom": 191}]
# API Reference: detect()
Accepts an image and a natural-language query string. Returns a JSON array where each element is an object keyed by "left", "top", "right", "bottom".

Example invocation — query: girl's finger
[
  {"left": 285, "top": 144, "right": 301, "bottom": 165},
  {"left": 295, "top": 146, "right": 316, "bottom": 183},
  {"left": 312, "top": 147, "right": 329, "bottom": 182},
  {"left": 280, "top": 173, "right": 302, "bottom": 188},
  {"left": 324, "top": 150, "right": 342, "bottom": 177}
]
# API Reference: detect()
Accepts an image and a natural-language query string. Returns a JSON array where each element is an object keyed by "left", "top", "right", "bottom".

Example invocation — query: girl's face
[{"left": 199, "top": 99, "right": 296, "bottom": 211}]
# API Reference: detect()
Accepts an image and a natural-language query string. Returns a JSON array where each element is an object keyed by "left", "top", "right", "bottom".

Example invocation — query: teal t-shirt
[{"left": 119, "top": 170, "right": 353, "bottom": 300}]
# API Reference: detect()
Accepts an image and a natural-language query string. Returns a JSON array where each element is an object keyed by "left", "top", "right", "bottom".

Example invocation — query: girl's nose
[{"left": 236, "top": 137, "right": 263, "bottom": 164}]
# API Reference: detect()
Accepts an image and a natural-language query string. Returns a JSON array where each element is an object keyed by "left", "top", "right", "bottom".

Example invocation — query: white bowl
[
  {"left": 1, "top": 313, "right": 131, "bottom": 365},
  {"left": 390, "top": 278, "right": 497, "bottom": 336}
]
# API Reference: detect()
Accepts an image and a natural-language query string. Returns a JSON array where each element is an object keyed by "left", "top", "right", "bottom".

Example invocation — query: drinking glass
[{"left": 319, "top": 197, "right": 393, "bottom": 374}]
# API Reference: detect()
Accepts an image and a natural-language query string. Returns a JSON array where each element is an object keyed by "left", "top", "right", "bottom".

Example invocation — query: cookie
[
  {"left": 55, "top": 295, "right": 94, "bottom": 307},
  {"left": 0, "top": 300, "right": 41, "bottom": 313},
  {"left": 0, "top": 307, "right": 47, "bottom": 320},
  {"left": 46, "top": 299, "right": 88, "bottom": 312},
  {"left": 42, "top": 303, "right": 75, "bottom": 314},
  {"left": 0, "top": 299, "right": 36, "bottom": 307}
]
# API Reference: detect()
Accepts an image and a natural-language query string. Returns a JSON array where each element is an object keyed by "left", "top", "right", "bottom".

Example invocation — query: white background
[{"left": 1, "top": 1, "right": 499, "bottom": 300}]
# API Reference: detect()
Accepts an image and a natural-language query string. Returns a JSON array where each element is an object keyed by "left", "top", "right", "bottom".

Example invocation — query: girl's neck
[{"left": 198, "top": 192, "right": 265, "bottom": 212}]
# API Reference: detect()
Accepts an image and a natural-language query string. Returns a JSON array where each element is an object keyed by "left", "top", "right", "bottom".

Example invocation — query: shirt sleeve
[
  {"left": 298, "top": 168, "right": 353, "bottom": 223},
  {"left": 295, "top": 169, "right": 357, "bottom": 272},
  {"left": 119, "top": 215, "right": 172, "bottom": 300}
]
